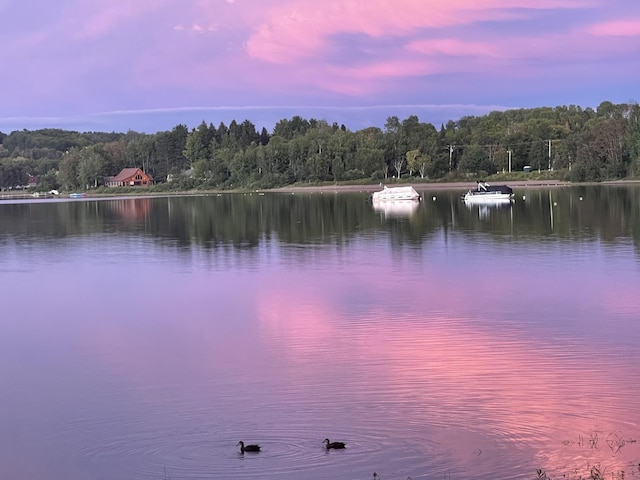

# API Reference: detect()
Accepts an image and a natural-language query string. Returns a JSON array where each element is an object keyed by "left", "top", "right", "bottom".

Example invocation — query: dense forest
[{"left": 1, "top": 100, "right": 639, "bottom": 192}]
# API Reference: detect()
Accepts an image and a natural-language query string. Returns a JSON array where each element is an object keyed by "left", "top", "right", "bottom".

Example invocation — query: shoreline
[
  {"left": 269, "top": 179, "right": 571, "bottom": 194},
  {"left": 269, "top": 178, "right": 640, "bottom": 194},
  {"left": 3, "top": 179, "right": 640, "bottom": 200}
]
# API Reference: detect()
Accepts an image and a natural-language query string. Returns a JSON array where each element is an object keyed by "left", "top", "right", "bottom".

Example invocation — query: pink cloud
[
  {"left": 304, "top": 57, "right": 445, "bottom": 95},
  {"left": 7, "top": 0, "right": 636, "bottom": 114},
  {"left": 6, "top": 30, "right": 49, "bottom": 51},
  {"left": 402, "top": 29, "right": 639, "bottom": 74},
  {"left": 60, "top": 0, "right": 622, "bottom": 96},
  {"left": 220, "top": 0, "right": 623, "bottom": 98},
  {"left": 332, "top": 58, "right": 436, "bottom": 80},
  {"left": 587, "top": 20, "right": 640, "bottom": 36},
  {"left": 243, "top": 0, "right": 596, "bottom": 64},
  {"left": 69, "top": 0, "right": 174, "bottom": 39},
  {"left": 287, "top": 29, "right": 621, "bottom": 96},
  {"left": 406, "top": 38, "right": 498, "bottom": 58},
  {"left": 135, "top": 0, "right": 640, "bottom": 101}
]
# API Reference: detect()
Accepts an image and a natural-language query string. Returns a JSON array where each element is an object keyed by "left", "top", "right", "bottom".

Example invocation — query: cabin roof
[
  {"left": 111, "top": 168, "right": 144, "bottom": 181},
  {"left": 109, "top": 168, "right": 153, "bottom": 182}
]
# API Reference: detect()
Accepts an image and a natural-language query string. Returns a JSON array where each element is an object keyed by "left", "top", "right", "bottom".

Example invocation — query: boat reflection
[
  {"left": 372, "top": 199, "right": 420, "bottom": 218},
  {"left": 463, "top": 197, "right": 513, "bottom": 219}
]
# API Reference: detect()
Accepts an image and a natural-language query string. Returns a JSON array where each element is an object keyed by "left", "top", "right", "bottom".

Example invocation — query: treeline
[{"left": 1, "top": 100, "right": 639, "bottom": 191}]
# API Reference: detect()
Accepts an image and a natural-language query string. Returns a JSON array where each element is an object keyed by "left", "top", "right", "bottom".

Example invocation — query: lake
[{"left": 1, "top": 185, "right": 639, "bottom": 480}]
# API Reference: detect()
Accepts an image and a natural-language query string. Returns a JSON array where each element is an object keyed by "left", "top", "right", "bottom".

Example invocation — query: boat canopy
[{"left": 474, "top": 181, "right": 513, "bottom": 195}]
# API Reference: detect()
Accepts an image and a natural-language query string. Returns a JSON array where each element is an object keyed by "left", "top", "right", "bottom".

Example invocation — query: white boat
[
  {"left": 371, "top": 185, "right": 421, "bottom": 202},
  {"left": 463, "top": 181, "right": 514, "bottom": 204}
]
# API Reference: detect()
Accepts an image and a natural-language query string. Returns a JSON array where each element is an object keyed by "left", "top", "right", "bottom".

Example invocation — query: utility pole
[
  {"left": 448, "top": 145, "right": 454, "bottom": 173},
  {"left": 548, "top": 139, "right": 552, "bottom": 170},
  {"left": 508, "top": 149, "right": 512, "bottom": 173}
]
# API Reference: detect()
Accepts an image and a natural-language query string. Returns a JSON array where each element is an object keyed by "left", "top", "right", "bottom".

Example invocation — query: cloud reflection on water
[{"left": 254, "top": 265, "right": 640, "bottom": 477}]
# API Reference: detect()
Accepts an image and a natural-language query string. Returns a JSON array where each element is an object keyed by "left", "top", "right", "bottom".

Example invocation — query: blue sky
[{"left": 1, "top": 0, "right": 638, "bottom": 134}]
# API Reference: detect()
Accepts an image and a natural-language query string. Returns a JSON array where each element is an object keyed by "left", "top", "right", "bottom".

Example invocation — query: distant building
[
  {"left": 166, "top": 168, "right": 194, "bottom": 183},
  {"left": 27, "top": 174, "right": 38, "bottom": 188},
  {"left": 104, "top": 168, "right": 153, "bottom": 187}
]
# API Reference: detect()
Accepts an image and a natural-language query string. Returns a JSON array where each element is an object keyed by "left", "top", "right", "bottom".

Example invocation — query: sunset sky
[{"left": 1, "top": 0, "right": 638, "bottom": 134}]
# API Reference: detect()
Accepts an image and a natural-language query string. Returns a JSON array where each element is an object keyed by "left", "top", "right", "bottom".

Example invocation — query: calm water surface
[{"left": 1, "top": 186, "right": 640, "bottom": 480}]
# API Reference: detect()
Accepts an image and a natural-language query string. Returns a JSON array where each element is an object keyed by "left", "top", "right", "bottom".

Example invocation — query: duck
[
  {"left": 238, "top": 441, "right": 261, "bottom": 453},
  {"left": 323, "top": 438, "right": 346, "bottom": 449}
]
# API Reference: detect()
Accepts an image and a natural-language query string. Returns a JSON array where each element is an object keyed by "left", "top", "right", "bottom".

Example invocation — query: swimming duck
[
  {"left": 323, "top": 438, "right": 346, "bottom": 449},
  {"left": 238, "top": 441, "right": 261, "bottom": 453}
]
